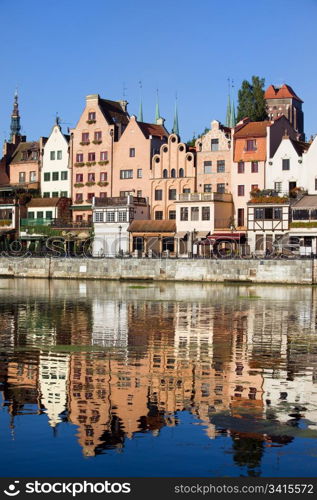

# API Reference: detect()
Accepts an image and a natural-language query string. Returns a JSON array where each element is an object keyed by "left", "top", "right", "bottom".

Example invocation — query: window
[
  {"left": 61, "top": 171, "right": 68, "bottom": 180},
  {"left": 44, "top": 172, "right": 50, "bottom": 181},
  {"left": 22, "top": 151, "right": 28, "bottom": 160},
  {"left": 76, "top": 215, "right": 83, "bottom": 222},
  {"left": 137, "top": 169, "right": 142, "bottom": 178},
  {"left": 100, "top": 192, "right": 107, "bottom": 198},
  {"left": 183, "top": 188, "right": 190, "bottom": 193},
  {"left": 237, "top": 208, "right": 244, "bottom": 226},
  {"left": 94, "top": 131, "right": 102, "bottom": 141},
  {"left": 50, "top": 151, "right": 55, "bottom": 160},
  {"left": 82, "top": 133, "right": 89, "bottom": 143},
  {"left": 137, "top": 190, "right": 142, "bottom": 197},
  {"left": 211, "top": 139, "right": 219, "bottom": 151},
  {"left": 251, "top": 184, "right": 258, "bottom": 191},
  {"left": 118, "top": 211, "right": 127, "bottom": 222},
  {"left": 282, "top": 159, "right": 290, "bottom": 170},
  {"left": 76, "top": 153, "right": 83, "bottom": 162},
  {"left": 155, "top": 189, "right": 162, "bottom": 201},
  {"left": 191, "top": 207, "right": 199, "bottom": 221},
  {"left": 155, "top": 211, "right": 163, "bottom": 220},
  {"left": 52, "top": 191, "right": 58, "bottom": 197},
  {"left": 57, "top": 150, "right": 62, "bottom": 160},
  {"left": 88, "top": 152, "right": 95, "bottom": 162},
  {"left": 95, "top": 212, "right": 104, "bottom": 222},
  {"left": 238, "top": 161, "right": 245, "bottom": 173},
  {"left": 88, "top": 112, "right": 96, "bottom": 121},
  {"left": 100, "top": 151, "right": 108, "bottom": 161},
  {"left": 204, "top": 161, "right": 212, "bottom": 174},
  {"left": 120, "top": 170, "right": 133, "bottom": 179},
  {"left": 251, "top": 161, "right": 258, "bottom": 173},
  {"left": 246, "top": 139, "right": 256, "bottom": 151},
  {"left": 238, "top": 185, "right": 245, "bottom": 196},
  {"left": 106, "top": 211, "right": 115, "bottom": 222},
  {"left": 179, "top": 168, "right": 184, "bottom": 177},
  {"left": 180, "top": 207, "right": 188, "bottom": 221},
  {"left": 217, "top": 183, "right": 225, "bottom": 193},
  {"left": 202, "top": 207, "right": 210, "bottom": 220},
  {"left": 76, "top": 173, "right": 83, "bottom": 182},
  {"left": 169, "top": 210, "right": 176, "bottom": 220},
  {"left": 120, "top": 191, "right": 131, "bottom": 197},
  {"left": 204, "top": 184, "right": 212, "bottom": 193},
  {"left": 129, "top": 148, "right": 135, "bottom": 157},
  {"left": 60, "top": 191, "right": 68, "bottom": 197},
  {"left": 87, "top": 193, "right": 95, "bottom": 201},
  {"left": 217, "top": 160, "right": 225, "bottom": 173},
  {"left": 88, "top": 173, "right": 95, "bottom": 182},
  {"left": 29, "top": 171, "right": 36, "bottom": 182},
  {"left": 37, "top": 211, "right": 44, "bottom": 219},
  {"left": 100, "top": 172, "right": 107, "bottom": 181},
  {"left": 43, "top": 192, "right": 50, "bottom": 198},
  {"left": 171, "top": 168, "right": 176, "bottom": 178},
  {"left": 76, "top": 193, "right": 83, "bottom": 202},
  {"left": 28, "top": 212, "right": 34, "bottom": 219},
  {"left": 46, "top": 211, "right": 53, "bottom": 219},
  {"left": 52, "top": 172, "right": 59, "bottom": 181},
  {"left": 19, "top": 172, "right": 25, "bottom": 183},
  {"left": 163, "top": 169, "right": 168, "bottom": 178},
  {"left": 273, "top": 208, "right": 282, "bottom": 219},
  {"left": 169, "top": 189, "right": 176, "bottom": 200},
  {"left": 274, "top": 182, "right": 282, "bottom": 193}
]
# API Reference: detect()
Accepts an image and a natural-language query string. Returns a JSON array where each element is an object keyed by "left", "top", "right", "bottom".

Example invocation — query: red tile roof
[
  {"left": 265, "top": 84, "right": 303, "bottom": 103},
  {"left": 234, "top": 121, "right": 272, "bottom": 138},
  {"left": 27, "top": 197, "right": 64, "bottom": 208},
  {"left": 138, "top": 122, "right": 169, "bottom": 139},
  {"left": 128, "top": 220, "right": 176, "bottom": 233}
]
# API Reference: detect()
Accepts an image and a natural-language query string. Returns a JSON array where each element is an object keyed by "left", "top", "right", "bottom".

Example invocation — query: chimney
[{"left": 119, "top": 100, "right": 128, "bottom": 112}]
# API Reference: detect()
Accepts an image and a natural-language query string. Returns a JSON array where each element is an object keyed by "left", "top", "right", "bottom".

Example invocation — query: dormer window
[
  {"left": 21, "top": 151, "right": 28, "bottom": 161},
  {"left": 246, "top": 139, "right": 256, "bottom": 151},
  {"left": 211, "top": 139, "right": 219, "bottom": 151}
]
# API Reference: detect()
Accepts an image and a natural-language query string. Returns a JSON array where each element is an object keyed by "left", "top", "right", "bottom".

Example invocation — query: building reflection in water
[{"left": 0, "top": 280, "right": 317, "bottom": 474}]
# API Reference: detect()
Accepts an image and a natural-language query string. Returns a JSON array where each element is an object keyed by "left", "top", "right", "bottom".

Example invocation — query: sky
[{"left": 0, "top": 0, "right": 316, "bottom": 144}]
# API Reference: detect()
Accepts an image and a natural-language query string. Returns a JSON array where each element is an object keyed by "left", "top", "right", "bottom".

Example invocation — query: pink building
[
  {"left": 70, "top": 94, "right": 129, "bottom": 222},
  {"left": 9, "top": 138, "right": 47, "bottom": 192}
]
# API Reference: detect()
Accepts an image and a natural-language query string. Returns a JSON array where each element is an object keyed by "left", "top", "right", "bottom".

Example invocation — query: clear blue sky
[{"left": 0, "top": 0, "right": 316, "bottom": 144}]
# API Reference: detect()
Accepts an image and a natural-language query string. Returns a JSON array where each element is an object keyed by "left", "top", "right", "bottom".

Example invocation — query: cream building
[{"left": 41, "top": 120, "right": 70, "bottom": 198}]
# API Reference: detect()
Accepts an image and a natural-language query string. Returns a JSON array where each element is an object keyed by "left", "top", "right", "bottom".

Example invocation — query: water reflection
[{"left": 0, "top": 280, "right": 317, "bottom": 476}]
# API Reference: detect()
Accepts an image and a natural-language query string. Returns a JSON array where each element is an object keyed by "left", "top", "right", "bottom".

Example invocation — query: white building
[
  {"left": 92, "top": 195, "right": 150, "bottom": 257},
  {"left": 266, "top": 134, "right": 310, "bottom": 195},
  {"left": 41, "top": 120, "right": 70, "bottom": 198},
  {"left": 305, "top": 135, "right": 317, "bottom": 194},
  {"left": 39, "top": 352, "right": 69, "bottom": 428}
]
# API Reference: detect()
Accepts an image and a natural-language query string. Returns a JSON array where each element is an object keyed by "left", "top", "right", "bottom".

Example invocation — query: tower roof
[
  {"left": 10, "top": 90, "right": 21, "bottom": 141},
  {"left": 264, "top": 84, "right": 303, "bottom": 103}
]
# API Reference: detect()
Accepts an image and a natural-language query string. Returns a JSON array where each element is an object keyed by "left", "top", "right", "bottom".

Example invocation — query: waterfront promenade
[{"left": 0, "top": 256, "right": 315, "bottom": 284}]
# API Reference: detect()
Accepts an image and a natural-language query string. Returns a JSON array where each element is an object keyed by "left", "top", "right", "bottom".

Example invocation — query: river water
[{"left": 0, "top": 279, "right": 317, "bottom": 477}]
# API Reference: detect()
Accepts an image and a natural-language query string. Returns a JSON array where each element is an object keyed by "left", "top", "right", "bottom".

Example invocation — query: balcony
[
  {"left": 20, "top": 218, "right": 91, "bottom": 229},
  {"left": 178, "top": 192, "right": 232, "bottom": 202},
  {"left": 21, "top": 218, "right": 53, "bottom": 227}
]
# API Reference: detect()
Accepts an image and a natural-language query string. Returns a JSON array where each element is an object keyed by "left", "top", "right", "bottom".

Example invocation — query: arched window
[
  {"left": 163, "top": 169, "right": 168, "bottom": 178},
  {"left": 179, "top": 168, "right": 184, "bottom": 178},
  {"left": 171, "top": 168, "right": 176, "bottom": 178}
]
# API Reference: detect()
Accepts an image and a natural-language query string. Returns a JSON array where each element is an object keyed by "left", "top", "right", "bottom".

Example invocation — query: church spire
[
  {"left": 155, "top": 89, "right": 160, "bottom": 123},
  {"left": 231, "top": 98, "right": 236, "bottom": 127},
  {"left": 172, "top": 95, "right": 179, "bottom": 136},
  {"left": 137, "top": 81, "right": 143, "bottom": 122},
  {"left": 10, "top": 89, "right": 21, "bottom": 142},
  {"left": 225, "top": 78, "right": 232, "bottom": 127}
]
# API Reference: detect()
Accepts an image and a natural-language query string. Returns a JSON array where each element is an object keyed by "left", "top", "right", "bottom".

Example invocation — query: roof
[
  {"left": 234, "top": 121, "right": 272, "bottom": 138},
  {"left": 128, "top": 220, "right": 176, "bottom": 233},
  {"left": 27, "top": 197, "right": 62, "bottom": 208},
  {"left": 138, "top": 121, "right": 168, "bottom": 139},
  {"left": 99, "top": 98, "right": 129, "bottom": 126},
  {"left": 292, "top": 195, "right": 317, "bottom": 209},
  {"left": 290, "top": 138, "right": 310, "bottom": 156},
  {"left": 265, "top": 84, "right": 303, "bottom": 103},
  {"left": 10, "top": 141, "right": 40, "bottom": 163}
]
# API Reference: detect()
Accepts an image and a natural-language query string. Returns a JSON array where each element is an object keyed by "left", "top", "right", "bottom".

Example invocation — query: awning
[
  {"left": 175, "top": 231, "right": 188, "bottom": 238},
  {"left": 208, "top": 232, "right": 245, "bottom": 241}
]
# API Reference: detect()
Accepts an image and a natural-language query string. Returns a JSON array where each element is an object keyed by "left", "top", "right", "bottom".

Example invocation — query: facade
[
  {"left": 112, "top": 115, "right": 168, "bottom": 200},
  {"left": 151, "top": 134, "right": 196, "bottom": 221},
  {"left": 195, "top": 120, "right": 232, "bottom": 195},
  {"left": 9, "top": 138, "right": 47, "bottom": 191},
  {"left": 128, "top": 219, "right": 176, "bottom": 256},
  {"left": 304, "top": 135, "right": 317, "bottom": 194},
  {"left": 41, "top": 121, "right": 70, "bottom": 198},
  {"left": 232, "top": 116, "right": 297, "bottom": 228},
  {"left": 23, "top": 197, "right": 72, "bottom": 224},
  {"left": 70, "top": 94, "right": 129, "bottom": 223},
  {"left": 92, "top": 195, "right": 150, "bottom": 257},
  {"left": 266, "top": 134, "right": 310, "bottom": 195},
  {"left": 265, "top": 84, "right": 304, "bottom": 139}
]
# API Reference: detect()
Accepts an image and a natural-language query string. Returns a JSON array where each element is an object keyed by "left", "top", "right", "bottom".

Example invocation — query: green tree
[{"left": 237, "top": 76, "right": 268, "bottom": 122}]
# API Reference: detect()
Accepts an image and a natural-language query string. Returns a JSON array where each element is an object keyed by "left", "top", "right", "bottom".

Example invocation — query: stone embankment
[{"left": 0, "top": 257, "right": 316, "bottom": 284}]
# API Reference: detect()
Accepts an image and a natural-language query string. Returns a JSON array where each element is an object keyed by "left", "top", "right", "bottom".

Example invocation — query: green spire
[
  {"left": 10, "top": 89, "right": 21, "bottom": 142},
  {"left": 230, "top": 99, "right": 236, "bottom": 127},
  {"left": 138, "top": 99, "right": 143, "bottom": 122},
  {"left": 226, "top": 93, "right": 232, "bottom": 128},
  {"left": 155, "top": 89, "right": 160, "bottom": 123},
  {"left": 172, "top": 97, "right": 179, "bottom": 136}
]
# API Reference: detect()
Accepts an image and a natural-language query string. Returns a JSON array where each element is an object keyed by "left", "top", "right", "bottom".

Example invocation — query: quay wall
[{"left": 0, "top": 257, "right": 316, "bottom": 284}]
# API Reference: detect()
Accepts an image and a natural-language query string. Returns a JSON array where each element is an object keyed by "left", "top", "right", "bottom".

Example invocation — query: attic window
[
  {"left": 88, "top": 112, "right": 96, "bottom": 121},
  {"left": 21, "top": 151, "right": 28, "bottom": 160}
]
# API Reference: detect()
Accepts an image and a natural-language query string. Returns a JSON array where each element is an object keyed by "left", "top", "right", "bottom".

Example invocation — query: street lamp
[{"left": 118, "top": 224, "right": 122, "bottom": 257}]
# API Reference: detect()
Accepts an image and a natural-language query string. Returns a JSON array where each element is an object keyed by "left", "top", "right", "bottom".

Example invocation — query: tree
[
  {"left": 237, "top": 76, "right": 268, "bottom": 122},
  {"left": 186, "top": 127, "right": 209, "bottom": 147}
]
